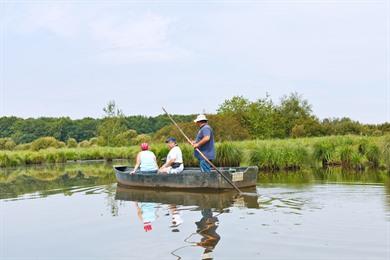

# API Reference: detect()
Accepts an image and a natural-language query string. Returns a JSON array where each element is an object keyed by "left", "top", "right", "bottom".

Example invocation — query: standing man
[{"left": 192, "top": 114, "right": 215, "bottom": 173}]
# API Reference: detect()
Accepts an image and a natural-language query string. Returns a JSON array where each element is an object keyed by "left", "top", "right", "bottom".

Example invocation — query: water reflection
[
  {"left": 194, "top": 209, "right": 221, "bottom": 260},
  {"left": 0, "top": 162, "right": 116, "bottom": 199},
  {"left": 115, "top": 187, "right": 252, "bottom": 259},
  {"left": 168, "top": 205, "right": 184, "bottom": 232},
  {"left": 2, "top": 163, "right": 389, "bottom": 259},
  {"left": 135, "top": 202, "right": 158, "bottom": 232}
]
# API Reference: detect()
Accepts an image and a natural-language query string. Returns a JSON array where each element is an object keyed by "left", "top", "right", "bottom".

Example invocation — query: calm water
[{"left": 1, "top": 163, "right": 389, "bottom": 260}]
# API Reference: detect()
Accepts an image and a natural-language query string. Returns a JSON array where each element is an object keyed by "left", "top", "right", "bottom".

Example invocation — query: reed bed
[
  {"left": 0, "top": 147, "right": 137, "bottom": 167},
  {"left": 1, "top": 135, "right": 389, "bottom": 171}
]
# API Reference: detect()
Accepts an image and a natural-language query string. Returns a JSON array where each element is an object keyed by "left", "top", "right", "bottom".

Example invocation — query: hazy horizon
[{"left": 1, "top": 1, "right": 389, "bottom": 123}]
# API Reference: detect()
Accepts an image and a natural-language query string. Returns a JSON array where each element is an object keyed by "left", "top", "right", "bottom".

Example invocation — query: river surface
[{"left": 1, "top": 162, "right": 389, "bottom": 260}]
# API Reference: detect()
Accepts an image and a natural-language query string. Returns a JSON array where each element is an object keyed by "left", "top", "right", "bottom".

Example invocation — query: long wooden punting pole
[{"left": 162, "top": 107, "right": 243, "bottom": 194}]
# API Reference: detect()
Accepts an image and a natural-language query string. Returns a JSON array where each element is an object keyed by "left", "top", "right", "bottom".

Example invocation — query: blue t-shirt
[{"left": 194, "top": 124, "right": 215, "bottom": 160}]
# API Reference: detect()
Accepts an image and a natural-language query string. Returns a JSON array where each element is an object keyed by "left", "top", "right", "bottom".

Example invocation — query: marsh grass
[
  {"left": 215, "top": 142, "right": 242, "bottom": 167},
  {"left": 365, "top": 144, "right": 381, "bottom": 168},
  {"left": 249, "top": 144, "right": 308, "bottom": 171},
  {"left": 0, "top": 135, "right": 389, "bottom": 171},
  {"left": 0, "top": 147, "right": 137, "bottom": 167}
]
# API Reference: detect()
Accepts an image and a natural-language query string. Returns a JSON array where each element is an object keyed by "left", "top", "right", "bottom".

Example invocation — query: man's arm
[
  {"left": 162, "top": 157, "right": 176, "bottom": 168},
  {"left": 193, "top": 135, "right": 210, "bottom": 148}
]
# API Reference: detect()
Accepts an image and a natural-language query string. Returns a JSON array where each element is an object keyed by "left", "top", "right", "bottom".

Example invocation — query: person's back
[
  {"left": 139, "top": 150, "right": 158, "bottom": 172},
  {"left": 192, "top": 115, "right": 215, "bottom": 173},
  {"left": 195, "top": 124, "right": 215, "bottom": 160}
]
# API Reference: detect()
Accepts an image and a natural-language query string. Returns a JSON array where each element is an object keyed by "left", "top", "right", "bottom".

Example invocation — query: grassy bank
[{"left": 0, "top": 135, "right": 389, "bottom": 171}]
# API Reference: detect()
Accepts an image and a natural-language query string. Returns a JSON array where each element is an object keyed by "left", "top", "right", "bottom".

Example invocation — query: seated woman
[
  {"left": 131, "top": 143, "right": 158, "bottom": 174},
  {"left": 159, "top": 137, "right": 184, "bottom": 174}
]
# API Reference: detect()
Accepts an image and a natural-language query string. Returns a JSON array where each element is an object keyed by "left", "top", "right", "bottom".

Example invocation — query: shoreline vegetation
[
  {"left": 1, "top": 95, "right": 389, "bottom": 171},
  {"left": 1, "top": 135, "right": 389, "bottom": 171}
]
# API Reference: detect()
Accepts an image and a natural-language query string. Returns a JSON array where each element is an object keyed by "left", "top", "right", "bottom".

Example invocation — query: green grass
[{"left": 0, "top": 135, "right": 389, "bottom": 171}]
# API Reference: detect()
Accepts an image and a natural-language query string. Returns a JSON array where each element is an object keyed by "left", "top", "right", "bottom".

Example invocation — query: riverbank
[{"left": 0, "top": 135, "right": 389, "bottom": 171}]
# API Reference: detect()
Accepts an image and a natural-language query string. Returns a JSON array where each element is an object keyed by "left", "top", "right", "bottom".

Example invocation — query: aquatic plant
[
  {"left": 339, "top": 145, "right": 354, "bottom": 168},
  {"left": 180, "top": 144, "right": 198, "bottom": 167},
  {"left": 365, "top": 144, "right": 380, "bottom": 168},
  {"left": 215, "top": 142, "right": 242, "bottom": 167},
  {"left": 0, "top": 135, "right": 388, "bottom": 170},
  {"left": 382, "top": 135, "right": 390, "bottom": 170},
  {"left": 249, "top": 144, "right": 308, "bottom": 171},
  {"left": 152, "top": 145, "right": 169, "bottom": 165},
  {"left": 313, "top": 140, "right": 336, "bottom": 167}
]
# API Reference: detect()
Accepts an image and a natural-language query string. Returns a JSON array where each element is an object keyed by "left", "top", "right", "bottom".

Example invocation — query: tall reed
[{"left": 215, "top": 142, "right": 242, "bottom": 167}]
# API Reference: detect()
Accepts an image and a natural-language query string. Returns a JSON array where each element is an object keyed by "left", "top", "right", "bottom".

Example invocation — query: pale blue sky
[{"left": 0, "top": 0, "right": 389, "bottom": 123}]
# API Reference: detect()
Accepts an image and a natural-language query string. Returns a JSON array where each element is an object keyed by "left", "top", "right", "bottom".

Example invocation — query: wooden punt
[{"left": 114, "top": 166, "right": 258, "bottom": 190}]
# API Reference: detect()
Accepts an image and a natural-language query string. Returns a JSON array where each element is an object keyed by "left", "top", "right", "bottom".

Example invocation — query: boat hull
[
  {"left": 114, "top": 166, "right": 258, "bottom": 190},
  {"left": 115, "top": 186, "right": 259, "bottom": 209}
]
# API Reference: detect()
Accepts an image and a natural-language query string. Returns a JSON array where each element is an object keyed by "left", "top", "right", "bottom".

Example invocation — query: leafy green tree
[
  {"left": 97, "top": 101, "right": 127, "bottom": 146},
  {"left": 276, "top": 92, "right": 314, "bottom": 137},
  {"left": 153, "top": 114, "right": 250, "bottom": 142},
  {"left": 218, "top": 95, "right": 281, "bottom": 139},
  {"left": 133, "top": 134, "right": 152, "bottom": 144},
  {"left": 291, "top": 125, "right": 306, "bottom": 138},
  {"left": 114, "top": 129, "right": 138, "bottom": 146}
]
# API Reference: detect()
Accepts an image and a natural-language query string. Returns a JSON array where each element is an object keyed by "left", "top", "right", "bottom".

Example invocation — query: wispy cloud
[{"left": 7, "top": 3, "right": 190, "bottom": 63}]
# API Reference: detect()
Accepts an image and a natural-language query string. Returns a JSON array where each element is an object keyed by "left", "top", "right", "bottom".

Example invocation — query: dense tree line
[
  {"left": 216, "top": 93, "right": 389, "bottom": 139},
  {"left": 0, "top": 114, "right": 194, "bottom": 144},
  {"left": 0, "top": 94, "right": 388, "bottom": 150}
]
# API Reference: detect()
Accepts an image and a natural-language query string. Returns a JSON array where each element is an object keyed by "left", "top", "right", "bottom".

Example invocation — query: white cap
[{"left": 194, "top": 114, "right": 208, "bottom": 122}]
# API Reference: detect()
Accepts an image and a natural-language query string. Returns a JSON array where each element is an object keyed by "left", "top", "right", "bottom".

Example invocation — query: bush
[
  {"left": 291, "top": 125, "right": 306, "bottom": 138},
  {"left": 30, "top": 137, "right": 64, "bottom": 151},
  {"left": 79, "top": 140, "right": 91, "bottom": 148},
  {"left": 0, "top": 138, "right": 16, "bottom": 150},
  {"left": 133, "top": 134, "right": 152, "bottom": 145},
  {"left": 89, "top": 137, "right": 98, "bottom": 146},
  {"left": 66, "top": 138, "right": 78, "bottom": 148},
  {"left": 14, "top": 143, "right": 31, "bottom": 150},
  {"left": 114, "top": 129, "right": 138, "bottom": 146}
]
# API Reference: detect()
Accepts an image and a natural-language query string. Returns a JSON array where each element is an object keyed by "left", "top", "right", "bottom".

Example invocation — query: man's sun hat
[{"left": 194, "top": 114, "right": 208, "bottom": 123}]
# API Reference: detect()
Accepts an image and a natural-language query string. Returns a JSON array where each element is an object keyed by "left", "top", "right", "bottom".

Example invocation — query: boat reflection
[
  {"left": 115, "top": 186, "right": 258, "bottom": 259},
  {"left": 115, "top": 186, "right": 259, "bottom": 210}
]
